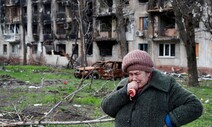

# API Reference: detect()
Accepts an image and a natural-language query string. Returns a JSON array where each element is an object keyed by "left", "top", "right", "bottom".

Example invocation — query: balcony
[
  {"left": 95, "top": 31, "right": 117, "bottom": 41},
  {"left": 42, "top": 13, "right": 51, "bottom": 24},
  {"left": 4, "top": 34, "right": 21, "bottom": 42},
  {"left": 43, "top": 34, "right": 53, "bottom": 41},
  {"left": 95, "top": 7, "right": 116, "bottom": 18},
  {"left": 153, "top": 28, "right": 179, "bottom": 42},
  {"left": 22, "top": 15, "right": 27, "bottom": 24},
  {"left": 56, "top": 12, "right": 66, "bottom": 23},
  {"left": 4, "top": 16, "right": 21, "bottom": 23},
  {"left": 33, "top": 34, "right": 39, "bottom": 41},
  {"left": 32, "top": 0, "right": 38, "bottom": 4},
  {"left": 32, "top": 15, "right": 39, "bottom": 23},
  {"left": 148, "top": 0, "right": 172, "bottom": 13},
  {"left": 42, "top": 0, "right": 51, "bottom": 4},
  {"left": 20, "top": 0, "right": 26, "bottom": 6},
  {"left": 5, "top": 0, "right": 20, "bottom": 6}
]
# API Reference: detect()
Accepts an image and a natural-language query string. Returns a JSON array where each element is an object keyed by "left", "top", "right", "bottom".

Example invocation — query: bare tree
[
  {"left": 202, "top": 0, "right": 212, "bottom": 35},
  {"left": 115, "top": 0, "right": 129, "bottom": 57},
  {"left": 67, "top": 0, "right": 93, "bottom": 67},
  {"left": 171, "top": 0, "right": 204, "bottom": 86}
]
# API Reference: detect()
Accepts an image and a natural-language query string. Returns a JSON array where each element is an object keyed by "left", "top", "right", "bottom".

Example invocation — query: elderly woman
[{"left": 101, "top": 50, "right": 203, "bottom": 127}]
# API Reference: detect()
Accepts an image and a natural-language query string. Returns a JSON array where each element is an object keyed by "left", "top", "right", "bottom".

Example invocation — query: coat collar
[{"left": 147, "top": 69, "right": 170, "bottom": 92}]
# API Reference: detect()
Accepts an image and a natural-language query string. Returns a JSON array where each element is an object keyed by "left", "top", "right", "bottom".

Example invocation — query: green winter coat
[{"left": 101, "top": 69, "right": 203, "bottom": 127}]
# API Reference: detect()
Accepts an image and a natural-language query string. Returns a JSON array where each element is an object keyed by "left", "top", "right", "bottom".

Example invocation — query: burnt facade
[
  {"left": 93, "top": 0, "right": 120, "bottom": 61},
  {"left": 0, "top": 0, "right": 211, "bottom": 73}
]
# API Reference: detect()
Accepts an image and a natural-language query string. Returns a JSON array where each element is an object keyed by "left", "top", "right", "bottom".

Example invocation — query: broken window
[
  {"left": 86, "top": 43, "right": 93, "bottom": 55},
  {"left": 138, "top": 44, "right": 148, "bottom": 52},
  {"left": 32, "top": 45, "right": 37, "bottom": 54},
  {"left": 33, "top": 4, "right": 38, "bottom": 14},
  {"left": 159, "top": 43, "right": 175, "bottom": 57},
  {"left": 125, "top": 0, "right": 129, "bottom": 4},
  {"left": 72, "top": 44, "right": 78, "bottom": 55},
  {"left": 43, "top": 24, "right": 51, "bottom": 34},
  {"left": 97, "top": 41, "right": 113, "bottom": 56},
  {"left": 72, "top": 44, "right": 79, "bottom": 60},
  {"left": 32, "top": 24, "right": 38, "bottom": 34},
  {"left": 100, "top": 18, "right": 112, "bottom": 32},
  {"left": 195, "top": 22, "right": 200, "bottom": 28},
  {"left": 69, "top": 0, "right": 78, "bottom": 10},
  {"left": 160, "top": 13, "right": 175, "bottom": 29},
  {"left": 11, "top": 44, "right": 19, "bottom": 54},
  {"left": 23, "top": 7, "right": 27, "bottom": 15},
  {"left": 44, "top": 4, "right": 51, "bottom": 14},
  {"left": 139, "top": 17, "right": 148, "bottom": 30},
  {"left": 139, "top": 0, "right": 148, "bottom": 3},
  {"left": 56, "top": 44, "right": 66, "bottom": 56},
  {"left": 57, "top": 24, "right": 66, "bottom": 34},
  {"left": 58, "top": 2, "right": 65, "bottom": 12},
  {"left": 67, "top": 20, "right": 78, "bottom": 38},
  {"left": 100, "top": 0, "right": 113, "bottom": 8},
  {"left": 33, "top": 24, "right": 39, "bottom": 41},
  {"left": 43, "top": 24, "right": 52, "bottom": 40},
  {"left": 3, "top": 44, "right": 7, "bottom": 55},
  {"left": 45, "top": 45, "right": 54, "bottom": 55},
  {"left": 159, "top": 12, "right": 176, "bottom": 36},
  {"left": 11, "top": 7, "right": 19, "bottom": 17}
]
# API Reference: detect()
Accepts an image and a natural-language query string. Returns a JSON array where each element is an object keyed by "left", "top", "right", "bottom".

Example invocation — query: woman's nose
[{"left": 132, "top": 75, "right": 137, "bottom": 81}]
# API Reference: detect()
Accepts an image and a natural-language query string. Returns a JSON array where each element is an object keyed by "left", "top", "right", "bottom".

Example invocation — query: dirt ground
[{"left": 0, "top": 74, "right": 95, "bottom": 123}]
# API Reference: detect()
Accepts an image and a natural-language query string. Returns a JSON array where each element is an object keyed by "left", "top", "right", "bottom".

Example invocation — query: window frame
[
  {"left": 3, "top": 44, "right": 7, "bottom": 55},
  {"left": 100, "top": 19, "right": 112, "bottom": 32},
  {"left": 139, "top": 17, "right": 148, "bottom": 31},
  {"left": 138, "top": 43, "right": 148, "bottom": 52},
  {"left": 159, "top": 43, "right": 175, "bottom": 57},
  {"left": 195, "top": 42, "right": 199, "bottom": 58}
]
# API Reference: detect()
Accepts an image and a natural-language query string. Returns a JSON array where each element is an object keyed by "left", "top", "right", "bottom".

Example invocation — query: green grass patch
[
  {"left": 0, "top": 65, "right": 75, "bottom": 84},
  {"left": 0, "top": 65, "right": 211, "bottom": 127},
  {"left": 74, "top": 96, "right": 101, "bottom": 106}
]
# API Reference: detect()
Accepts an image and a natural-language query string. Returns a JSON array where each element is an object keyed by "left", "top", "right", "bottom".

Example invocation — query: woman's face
[{"left": 128, "top": 70, "right": 151, "bottom": 89}]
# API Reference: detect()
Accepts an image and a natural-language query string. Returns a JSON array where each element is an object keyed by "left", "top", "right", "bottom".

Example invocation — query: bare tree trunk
[
  {"left": 184, "top": 15, "right": 199, "bottom": 86},
  {"left": 172, "top": 0, "right": 199, "bottom": 86},
  {"left": 21, "top": 2, "right": 27, "bottom": 65},
  {"left": 116, "top": 1, "right": 128, "bottom": 58},
  {"left": 78, "top": 0, "right": 86, "bottom": 66}
]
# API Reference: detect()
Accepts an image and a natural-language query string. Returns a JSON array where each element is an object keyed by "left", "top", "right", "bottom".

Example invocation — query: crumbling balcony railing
[
  {"left": 4, "top": 16, "right": 20, "bottom": 23},
  {"left": 4, "top": 34, "right": 21, "bottom": 42},
  {"left": 147, "top": 0, "right": 172, "bottom": 12},
  {"left": 42, "top": 0, "right": 51, "bottom": 4},
  {"left": 5, "top": 0, "right": 20, "bottom": 6},
  {"left": 56, "top": 12, "right": 66, "bottom": 22},
  {"left": 152, "top": 28, "right": 179, "bottom": 42},
  {"left": 32, "top": 0, "right": 38, "bottom": 4},
  {"left": 32, "top": 15, "right": 39, "bottom": 23},
  {"left": 43, "top": 33, "right": 53, "bottom": 41},
  {"left": 33, "top": 34, "right": 39, "bottom": 41},
  {"left": 22, "top": 15, "right": 27, "bottom": 24}
]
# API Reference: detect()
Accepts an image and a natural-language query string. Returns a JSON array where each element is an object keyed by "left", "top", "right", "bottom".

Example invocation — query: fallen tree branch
[
  {"left": 0, "top": 118, "right": 114, "bottom": 127},
  {"left": 12, "top": 104, "right": 22, "bottom": 121},
  {"left": 39, "top": 83, "right": 89, "bottom": 121}
]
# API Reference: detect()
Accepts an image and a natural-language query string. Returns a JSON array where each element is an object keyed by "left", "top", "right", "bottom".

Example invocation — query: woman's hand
[
  {"left": 127, "top": 81, "right": 138, "bottom": 91},
  {"left": 127, "top": 81, "right": 138, "bottom": 98}
]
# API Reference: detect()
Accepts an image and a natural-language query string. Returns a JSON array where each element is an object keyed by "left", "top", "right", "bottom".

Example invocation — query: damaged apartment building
[
  {"left": 0, "top": 0, "right": 87, "bottom": 66},
  {"left": 127, "top": 0, "right": 212, "bottom": 74},
  {"left": 0, "top": 0, "right": 212, "bottom": 73},
  {"left": 0, "top": 0, "right": 122, "bottom": 66}
]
